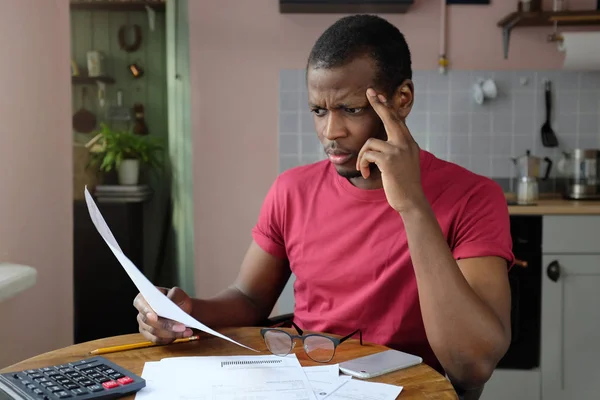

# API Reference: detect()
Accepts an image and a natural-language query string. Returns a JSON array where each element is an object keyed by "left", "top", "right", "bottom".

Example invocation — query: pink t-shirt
[{"left": 252, "top": 150, "right": 514, "bottom": 374}]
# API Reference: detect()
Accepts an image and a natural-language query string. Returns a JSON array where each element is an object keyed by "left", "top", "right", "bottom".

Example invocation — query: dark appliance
[
  {"left": 279, "top": 0, "right": 414, "bottom": 13},
  {"left": 496, "top": 215, "right": 542, "bottom": 369},
  {"left": 73, "top": 200, "right": 144, "bottom": 344}
]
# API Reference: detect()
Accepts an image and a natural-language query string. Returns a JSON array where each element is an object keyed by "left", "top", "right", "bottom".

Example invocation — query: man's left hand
[{"left": 356, "top": 88, "right": 426, "bottom": 214}]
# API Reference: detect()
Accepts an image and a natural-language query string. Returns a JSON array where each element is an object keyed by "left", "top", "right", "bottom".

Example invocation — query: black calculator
[{"left": 0, "top": 356, "right": 145, "bottom": 399}]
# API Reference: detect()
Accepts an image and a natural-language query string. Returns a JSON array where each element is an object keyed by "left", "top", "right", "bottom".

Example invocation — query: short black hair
[{"left": 307, "top": 14, "right": 412, "bottom": 96}]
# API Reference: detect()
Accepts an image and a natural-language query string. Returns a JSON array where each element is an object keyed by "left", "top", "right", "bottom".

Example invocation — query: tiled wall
[{"left": 279, "top": 69, "right": 600, "bottom": 184}]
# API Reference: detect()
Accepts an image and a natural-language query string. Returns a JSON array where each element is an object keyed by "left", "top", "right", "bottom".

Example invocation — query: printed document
[
  {"left": 135, "top": 354, "right": 317, "bottom": 400},
  {"left": 326, "top": 379, "right": 402, "bottom": 400},
  {"left": 303, "top": 365, "right": 352, "bottom": 399},
  {"left": 84, "top": 187, "right": 257, "bottom": 351}
]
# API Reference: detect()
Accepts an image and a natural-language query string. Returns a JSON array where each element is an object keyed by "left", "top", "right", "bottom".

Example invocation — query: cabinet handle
[
  {"left": 547, "top": 260, "right": 560, "bottom": 282},
  {"left": 514, "top": 259, "right": 528, "bottom": 268}
]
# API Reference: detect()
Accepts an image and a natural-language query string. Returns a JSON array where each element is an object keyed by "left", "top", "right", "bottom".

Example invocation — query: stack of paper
[{"left": 135, "top": 354, "right": 403, "bottom": 400}]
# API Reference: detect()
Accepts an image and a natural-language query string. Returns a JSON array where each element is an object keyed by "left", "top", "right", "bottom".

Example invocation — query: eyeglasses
[{"left": 260, "top": 321, "right": 362, "bottom": 363}]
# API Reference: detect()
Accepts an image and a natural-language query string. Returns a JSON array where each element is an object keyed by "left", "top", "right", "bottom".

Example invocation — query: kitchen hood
[{"left": 279, "top": 0, "right": 414, "bottom": 13}]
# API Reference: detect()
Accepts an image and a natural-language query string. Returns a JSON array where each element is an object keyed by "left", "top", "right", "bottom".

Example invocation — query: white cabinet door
[
  {"left": 481, "top": 369, "right": 540, "bottom": 400},
  {"left": 541, "top": 255, "right": 600, "bottom": 400}
]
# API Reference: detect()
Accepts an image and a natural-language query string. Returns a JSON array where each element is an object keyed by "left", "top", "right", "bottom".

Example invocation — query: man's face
[{"left": 306, "top": 57, "right": 387, "bottom": 179}]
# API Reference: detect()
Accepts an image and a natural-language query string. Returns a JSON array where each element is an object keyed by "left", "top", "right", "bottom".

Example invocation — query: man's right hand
[{"left": 133, "top": 286, "right": 194, "bottom": 344}]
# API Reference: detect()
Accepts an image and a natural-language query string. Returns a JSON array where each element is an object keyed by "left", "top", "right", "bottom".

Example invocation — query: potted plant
[{"left": 87, "top": 123, "right": 163, "bottom": 185}]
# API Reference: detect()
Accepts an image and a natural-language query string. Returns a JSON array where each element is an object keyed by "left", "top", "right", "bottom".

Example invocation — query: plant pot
[{"left": 118, "top": 159, "right": 140, "bottom": 185}]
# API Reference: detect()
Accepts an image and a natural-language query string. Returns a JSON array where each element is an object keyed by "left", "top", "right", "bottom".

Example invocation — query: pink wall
[
  {"left": 0, "top": 0, "right": 72, "bottom": 368},
  {"left": 188, "top": 0, "right": 598, "bottom": 298}
]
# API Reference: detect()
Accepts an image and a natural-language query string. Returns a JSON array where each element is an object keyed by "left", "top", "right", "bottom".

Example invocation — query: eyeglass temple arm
[
  {"left": 291, "top": 321, "right": 304, "bottom": 335},
  {"left": 339, "top": 329, "right": 363, "bottom": 345}
]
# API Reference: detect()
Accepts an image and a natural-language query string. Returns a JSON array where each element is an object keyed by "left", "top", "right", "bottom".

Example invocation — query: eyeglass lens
[
  {"left": 303, "top": 336, "right": 335, "bottom": 362},
  {"left": 264, "top": 330, "right": 293, "bottom": 355},
  {"left": 264, "top": 331, "right": 337, "bottom": 362}
]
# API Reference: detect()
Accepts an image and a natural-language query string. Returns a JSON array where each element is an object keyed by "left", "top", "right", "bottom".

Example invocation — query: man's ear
[{"left": 392, "top": 79, "right": 414, "bottom": 119}]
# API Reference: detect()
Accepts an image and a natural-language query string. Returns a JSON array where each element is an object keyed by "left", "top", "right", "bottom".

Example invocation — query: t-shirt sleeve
[
  {"left": 251, "top": 176, "right": 288, "bottom": 260},
  {"left": 451, "top": 179, "right": 514, "bottom": 266}
]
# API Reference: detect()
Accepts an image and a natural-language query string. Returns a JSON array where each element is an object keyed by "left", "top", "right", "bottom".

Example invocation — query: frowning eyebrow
[{"left": 308, "top": 101, "right": 370, "bottom": 109}]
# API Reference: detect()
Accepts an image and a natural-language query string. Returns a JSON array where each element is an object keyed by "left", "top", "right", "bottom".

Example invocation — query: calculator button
[
  {"left": 47, "top": 372, "right": 62, "bottom": 378},
  {"left": 25, "top": 369, "right": 36, "bottom": 374},
  {"left": 109, "top": 373, "right": 124, "bottom": 379},
  {"left": 73, "top": 376, "right": 86, "bottom": 382},
  {"left": 53, "top": 391, "right": 72, "bottom": 398},
  {"left": 95, "top": 365, "right": 110, "bottom": 371},
  {"left": 57, "top": 379, "right": 71, "bottom": 385},
  {"left": 88, "top": 373, "right": 102, "bottom": 379},
  {"left": 88, "top": 385, "right": 104, "bottom": 392},
  {"left": 27, "top": 384, "right": 37, "bottom": 390},
  {"left": 102, "top": 380, "right": 118, "bottom": 389},
  {"left": 80, "top": 380, "right": 94, "bottom": 386},
  {"left": 95, "top": 377, "right": 110, "bottom": 383},
  {"left": 32, "top": 388, "right": 44, "bottom": 395},
  {"left": 103, "top": 369, "right": 116, "bottom": 375},
  {"left": 71, "top": 388, "right": 86, "bottom": 396},
  {"left": 38, "top": 378, "right": 50, "bottom": 383},
  {"left": 74, "top": 365, "right": 95, "bottom": 372},
  {"left": 42, "top": 382, "right": 54, "bottom": 387},
  {"left": 63, "top": 383, "right": 78, "bottom": 390},
  {"left": 41, "top": 368, "right": 54, "bottom": 373},
  {"left": 31, "top": 373, "right": 44, "bottom": 379},
  {"left": 117, "top": 376, "right": 133, "bottom": 385},
  {"left": 21, "top": 380, "right": 31, "bottom": 385},
  {"left": 48, "top": 386, "right": 62, "bottom": 392}
]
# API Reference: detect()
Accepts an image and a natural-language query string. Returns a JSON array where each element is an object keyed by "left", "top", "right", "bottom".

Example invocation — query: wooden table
[{"left": 1, "top": 327, "right": 457, "bottom": 399}]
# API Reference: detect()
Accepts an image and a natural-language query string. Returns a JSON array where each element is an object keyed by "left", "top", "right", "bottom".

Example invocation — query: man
[{"left": 134, "top": 14, "right": 513, "bottom": 392}]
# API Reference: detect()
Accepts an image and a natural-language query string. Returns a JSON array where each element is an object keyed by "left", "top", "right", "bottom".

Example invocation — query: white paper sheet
[
  {"left": 327, "top": 379, "right": 402, "bottom": 400},
  {"left": 84, "top": 187, "right": 257, "bottom": 352},
  {"left": 135, "top": 355, "right": 317, "bottom": 400},
  {"left": 303, "top": 365, "right": 351, "bottom": 399},
  {"left": 135, "top": 362, "right": 192, "bottom": 400}
]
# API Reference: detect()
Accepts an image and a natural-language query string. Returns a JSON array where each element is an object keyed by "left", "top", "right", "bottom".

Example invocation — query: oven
[{"left": 496, "top": 215, "right": 542, "bottom": 369}]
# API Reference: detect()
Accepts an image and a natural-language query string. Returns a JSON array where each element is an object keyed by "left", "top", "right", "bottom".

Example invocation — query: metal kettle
[{"left": 511, "top": 150, "right": 553, "bottom": 180}]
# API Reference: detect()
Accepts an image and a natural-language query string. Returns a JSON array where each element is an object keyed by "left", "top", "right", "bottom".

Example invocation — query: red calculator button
[
  {"left": 102, "top": 380, "right": 119, "bottom": 389},
  {"left": 117, "top": 376, "right": 134, "bottom": 385}
]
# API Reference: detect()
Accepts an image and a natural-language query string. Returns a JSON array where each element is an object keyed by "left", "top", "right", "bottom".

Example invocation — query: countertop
[
  {"left": 0, "top": 263, "right": 37, "bottom": 303},
  {"left": 505, "top": 193, "right": 600, "bottom": 215}
]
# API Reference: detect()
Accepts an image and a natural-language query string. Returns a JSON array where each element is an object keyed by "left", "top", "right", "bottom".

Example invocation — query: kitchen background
[
  {"left": 279, "top": 69, "right": 600, "bottom": 192},
  {"left": 2, "top": 3, "right": 600, "bottom": 399},
  {"left": 70, "top": 6, "right": 170, "bottom": 283}
]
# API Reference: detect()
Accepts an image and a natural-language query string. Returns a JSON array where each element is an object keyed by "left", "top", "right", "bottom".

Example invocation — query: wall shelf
[
  {"left": 70, "top": 1, "right": 165, "bottom": 12},
  {"left": 498, "top": 10, "right": 600, "bottom": 59},
  {"left": 72, "top": 76, "right": 116, "bottom": 85}
]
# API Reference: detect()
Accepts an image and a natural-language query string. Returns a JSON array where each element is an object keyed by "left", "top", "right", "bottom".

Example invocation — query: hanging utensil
[
  {"left": 72, "top": 87, "right": 97, "bottom": 133},
  {"left": 106, "top": 89, "right": 131, "bottom": 121},
  {"left": 541, "top": 81, "right": 559, "bottom": 148}
]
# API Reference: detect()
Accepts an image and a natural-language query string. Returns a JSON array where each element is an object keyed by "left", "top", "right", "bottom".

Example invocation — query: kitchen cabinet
[
  {"left": 541, "top": 216, "right": 600, "bottom": 400},
  {"left": 484, "top": 215, "right": 600, "bottom": 400},
  {"left": 481, "top": 369, "right": 540, "bottom": 400}
]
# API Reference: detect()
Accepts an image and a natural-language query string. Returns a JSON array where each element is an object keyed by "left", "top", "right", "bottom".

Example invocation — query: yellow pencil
[{"left": 89, "top": 336, "right": 200, "bottom": 355}]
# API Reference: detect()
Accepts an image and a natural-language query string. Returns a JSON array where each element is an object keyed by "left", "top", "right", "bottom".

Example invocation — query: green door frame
[{"left": 166, "top": 0, "right": 195, "bottom": 296}]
